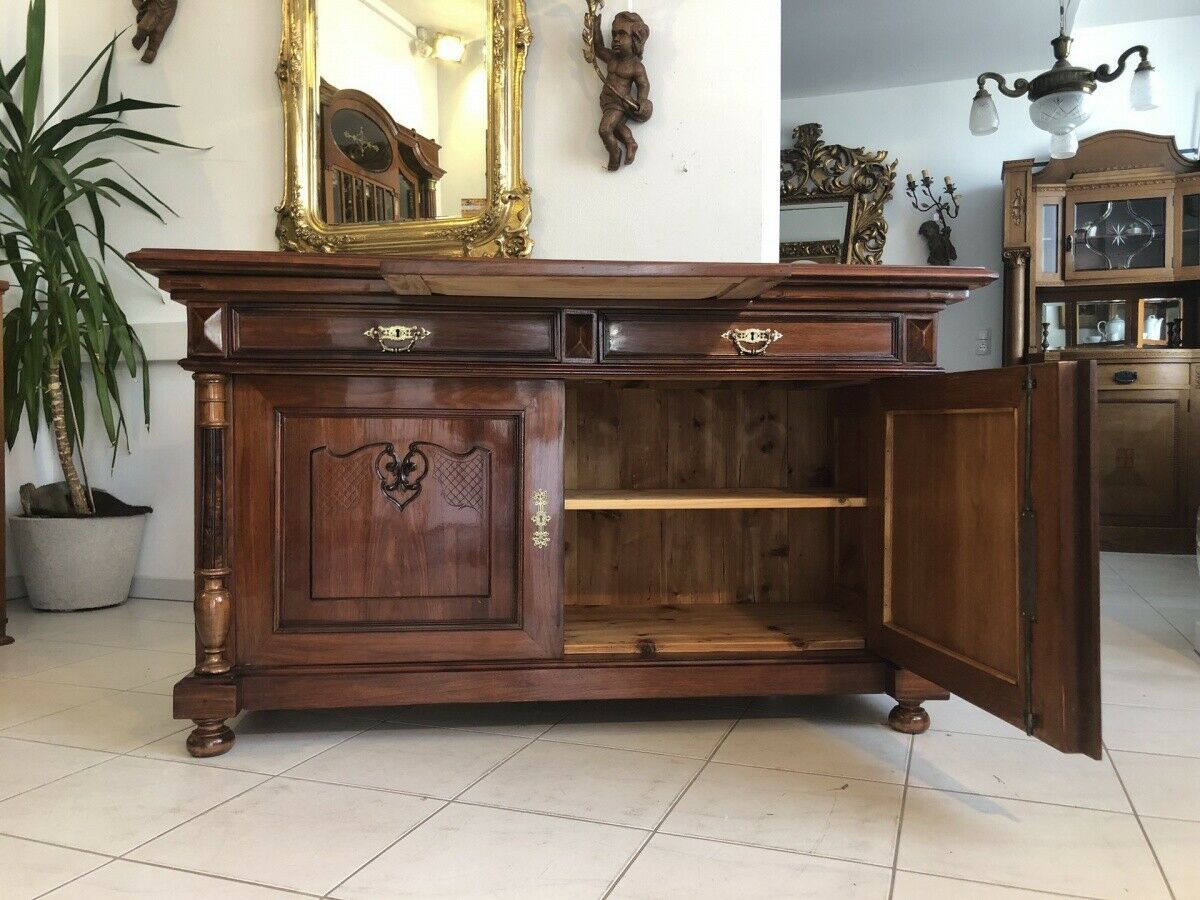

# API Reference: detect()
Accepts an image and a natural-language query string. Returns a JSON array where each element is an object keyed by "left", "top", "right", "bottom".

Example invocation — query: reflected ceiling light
[
  {"left": 969, "top": 0, "right": 1159, "bottom": 159},
  {"left": 415, "top": 27, "right": 465, "bottom": 63}
]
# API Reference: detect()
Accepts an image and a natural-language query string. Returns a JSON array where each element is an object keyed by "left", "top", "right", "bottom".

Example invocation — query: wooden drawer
[
  {"left": 600, "top": 313, "right": 899, "bottom": 363},
  {"left": 232, "top": 306, "right": 558, "bottom": 360},
  {"left": 1095, "top": 362, "right": 1190, "bottom": 390}
]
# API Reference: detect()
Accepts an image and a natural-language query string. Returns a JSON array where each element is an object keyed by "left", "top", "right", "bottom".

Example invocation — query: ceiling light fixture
[{"left": 969, "top": 0, "right": 1160, "bottom": 159}]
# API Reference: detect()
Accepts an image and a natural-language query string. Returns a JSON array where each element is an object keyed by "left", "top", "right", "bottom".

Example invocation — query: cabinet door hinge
[{"left": 1019, "top": 368, "right": 1039, "bottom": 736}]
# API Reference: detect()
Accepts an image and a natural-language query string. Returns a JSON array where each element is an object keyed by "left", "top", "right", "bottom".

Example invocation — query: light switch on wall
[{"left": 976, "top": 328, "right": 992, "bottom": 356}]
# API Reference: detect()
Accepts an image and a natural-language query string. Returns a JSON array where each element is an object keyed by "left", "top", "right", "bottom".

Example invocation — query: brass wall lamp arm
[
  {"left": 1094, "top": 45, "right": 1151, "bottom": 83},
  {"left": 976, "top": 72, "right": 1031, "bottom": 99}
]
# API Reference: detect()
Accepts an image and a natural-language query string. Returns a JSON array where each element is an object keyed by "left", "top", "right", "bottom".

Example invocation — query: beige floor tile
[
  {"left": 1110, "top": 750, "right": 1200, "bottom": 820},
  {"left": 44, "top": 860, "right": 304, "bottom": 898},
  {"left": 24, "top": 647, "right": 194, "bottom": 690},
  {"left": 0, "top": 834, "right": 109, "bottom": 900},
  {"left": 715, "top": 715, "right": 910, "bottom": 783},
  {"left": 898, "top": 787, "right": 1169, "bottom": 898},
  {"left": 0, "top": 736, "right": 112, "bottom": 800},
  {"left": 543, "top": 698, "right": 741, "bottom": 758},
  {"left": 385, "top": 701, "right": 570, "bottom": 739},
  {"left": 0, "top": 639, "right": 115, "bottom": 678},
  {"left": 131, "top": 776, "right": 439, "bottom": 895},
  {"left": 1101, "top": 603, "right": 1196, "bottom": 653},
  {"left": 287, "top": 724, "right": 529, "bottom": 798},
  {"left": 2, "top": 690, "right": 186, "bottom": 752},
  {"left": 0, "top": 679, "right": 114, "bottom": 729},
  {"left": 462, "top": 740, "right": 703, "bottom": 828},
  {"left": 334, "top": 802, "right": 645, "bottom": 899},
  {"left": 1101, "top": 658, "right": 1200, "bottom": 711},
  {"left": 745, "top": 692, "right": 896, "bottom": 723},
  {"left": 124, "top": 597, "right": 196, "bottom": 623},
  {"left": 1102, "top": 703, "right": 1200, "bottom": 757},
  {"left": 0, "top": 756, "right": 264, "bottom": 855},
  {"left": 10, "top": 608, "right": 193, "bottom": 651},
  {"left": 611, "top": 833, "right": 892, "bottom": 900},
  {"left": 892, "top": 871, "right": 1089, "bottom": 899},
  {"left": 909, "top": 731, "right": 1130, "bottom": 812},
  {"left": 662, "top": 762, "right": 903, "bottom": 866},
  {"left": 136, "top": 708, "right": 381, "bottom": 775},
  {"left": 129, "top": 673, "right": 186, "bottom": 695},
  {"left": 1142, "top": 816, "right": 1200, "bottom": 900},
  {"left": 924, "top": 695, "right": 1031, "bottom": 740}
]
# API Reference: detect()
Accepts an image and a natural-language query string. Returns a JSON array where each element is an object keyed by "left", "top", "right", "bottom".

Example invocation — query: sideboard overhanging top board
[{"left": 129, "top": 250, "right": 996, "bottom": 305}]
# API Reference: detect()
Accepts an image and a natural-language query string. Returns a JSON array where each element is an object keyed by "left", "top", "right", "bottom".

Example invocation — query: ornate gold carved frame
[
  {"left": 276, "top": 0, "right": 533, "bottom": 257},
  {"left": 780, "top": 123, "right": 896, "bottom": 265}
]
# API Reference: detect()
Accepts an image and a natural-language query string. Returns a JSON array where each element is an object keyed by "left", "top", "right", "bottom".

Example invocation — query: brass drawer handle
[
  {"left": 722, "top": 327, "right": 783, "bottom": 356},
  {"left": 531, "top": 489, "right": 551, "bottom": 549},
  {"left": 364, "top": 325, "right": 431, "bottom": 353}
]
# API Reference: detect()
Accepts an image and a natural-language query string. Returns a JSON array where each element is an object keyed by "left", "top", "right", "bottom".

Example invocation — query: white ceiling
[
  {"left": 383, "top": 0, "right": 487, "bottom": 40},
  {"left": 782, "top": 0, "right": 1198, "bottom": 100}
]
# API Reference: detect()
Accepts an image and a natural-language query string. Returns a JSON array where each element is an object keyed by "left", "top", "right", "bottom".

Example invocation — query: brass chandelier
[{"left": 969, "top": 1, "right": 1160, "bottom": 159}]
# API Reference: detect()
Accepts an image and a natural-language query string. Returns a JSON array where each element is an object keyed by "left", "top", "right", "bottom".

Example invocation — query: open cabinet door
[{"left": 866, "top": 362, "right": 1100, "bottom": 757}]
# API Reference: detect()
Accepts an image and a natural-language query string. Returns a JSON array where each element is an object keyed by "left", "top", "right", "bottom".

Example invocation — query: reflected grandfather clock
[{"left": 1001, "top": 129, "right": 1200, "bottom": 552}]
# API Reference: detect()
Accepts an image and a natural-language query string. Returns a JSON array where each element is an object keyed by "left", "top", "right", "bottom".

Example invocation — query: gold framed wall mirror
[
  {"left": 780, "top": 123, "right": 896, "bottom": 264},
  {"left": 276, "top": 0, "right": 533, "bottom": 257}
]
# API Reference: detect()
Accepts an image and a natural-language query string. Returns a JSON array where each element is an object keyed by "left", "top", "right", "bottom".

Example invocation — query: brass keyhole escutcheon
[
  {"left": 722, "top": 327, "right": 783, "bottom": 356},
  {"left": 364, "top": 325, "right": 432, "bottom": 353}
]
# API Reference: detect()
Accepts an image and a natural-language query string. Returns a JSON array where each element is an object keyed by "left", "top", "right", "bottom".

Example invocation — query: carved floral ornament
[
  {"left": 274, "top": 0, "right": 534, "bottom": 257},
  {"left": 780, "top": 123, "right": 897, "bottom": 265}
]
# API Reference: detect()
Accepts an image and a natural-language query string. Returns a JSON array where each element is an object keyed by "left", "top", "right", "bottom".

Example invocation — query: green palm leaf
[{"left": 0, "top": 0, "right": 196, "bottom": 514}]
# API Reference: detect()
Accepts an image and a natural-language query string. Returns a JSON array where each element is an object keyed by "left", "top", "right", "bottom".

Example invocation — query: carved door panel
[
  {"left": 865, "top": 363, "right": 1101, "bottom": 757},
  {"left": 1097, "top": 389, "right": 1187, "bottom": 528},
  {"left": 232, "top": 377, "right": 563, "bottom": 665}
]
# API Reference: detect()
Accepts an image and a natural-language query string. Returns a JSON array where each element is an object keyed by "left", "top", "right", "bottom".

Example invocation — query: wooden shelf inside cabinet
[
  {"left": 563, "top": 489, "right": 867, "bottom": 511},
  {"left": 563, "top": 603, "right": 866, "bottom": 659}
]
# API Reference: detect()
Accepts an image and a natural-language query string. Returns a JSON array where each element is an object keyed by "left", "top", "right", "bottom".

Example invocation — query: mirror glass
[
  {"left": 315, "top": 0, "right": 489, "bottom": 223},
  {"left": 779, "top": 201, "right": 849, "bottom": 262}
]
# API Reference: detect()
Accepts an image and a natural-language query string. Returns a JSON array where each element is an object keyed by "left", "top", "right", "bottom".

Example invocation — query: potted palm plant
[{"left": 1, "top": 0, "right": 189, "bottom": 610}]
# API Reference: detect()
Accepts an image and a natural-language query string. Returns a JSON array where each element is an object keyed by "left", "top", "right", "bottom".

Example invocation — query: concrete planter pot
[{"left": 10, "top": 513, "right": 148, "bottom": 611}]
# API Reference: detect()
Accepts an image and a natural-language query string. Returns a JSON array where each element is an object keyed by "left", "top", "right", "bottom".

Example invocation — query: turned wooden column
[
  {"left": 188, "top": 373, "right": 234, "bottom": 756},
  {"left": 1002, "top": 248, "right": 1030, "bottom": 366}
]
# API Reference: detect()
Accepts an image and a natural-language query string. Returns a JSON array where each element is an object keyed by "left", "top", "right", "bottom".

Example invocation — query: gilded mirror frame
[
  {"left": 276, "top": 0, "right": 533, "bottom": 257},
  {"left": 780, "top": 123, "right": 896, "bottom": 265}
]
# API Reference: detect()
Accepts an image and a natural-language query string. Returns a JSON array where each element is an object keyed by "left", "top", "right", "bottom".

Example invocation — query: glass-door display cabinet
[{"left": 1002, "top": 131, "right": 1200, "bottom": 553}]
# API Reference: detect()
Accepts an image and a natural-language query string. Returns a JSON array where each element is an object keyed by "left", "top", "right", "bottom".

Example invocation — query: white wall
[
  {"left": 318, "top": 0, "right": 439, "bottom": 139},
  {"left": 435, "top": 37, "right": 489, "bottom": 217},
  {"left": 782, "top": 14, "right": 1200, "bottom": 372},
  {"left": 1, "top": 0, "right": 781, "bottom": 596}
]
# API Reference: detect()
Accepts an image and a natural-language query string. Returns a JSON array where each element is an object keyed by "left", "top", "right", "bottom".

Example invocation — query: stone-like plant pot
[{"left": 10, "top": 513, "right": 148, "bottom": 611}]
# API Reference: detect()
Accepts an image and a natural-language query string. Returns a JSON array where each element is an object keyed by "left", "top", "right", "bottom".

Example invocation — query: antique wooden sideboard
[{"left": 130, "top": 251, "right": 1101, "bottom": 760}]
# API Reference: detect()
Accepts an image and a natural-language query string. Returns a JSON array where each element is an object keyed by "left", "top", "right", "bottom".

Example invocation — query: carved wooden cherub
[
  {"left": 132, "top": 0, "right": 178, "bottom": 63},
  {"left": 588, "top": 7, "right": 652, "bottom": 171}
]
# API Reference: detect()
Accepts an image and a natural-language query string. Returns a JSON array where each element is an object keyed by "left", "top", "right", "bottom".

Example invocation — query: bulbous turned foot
[
  {"left": 0, "top": 634, "right": 14, "bottom": 646},
  {"left": 888, "top": 701, "right": 930, "bottom": 735},
  {"left": 187, "top": 719, "right": 235, "bottom": 758}
]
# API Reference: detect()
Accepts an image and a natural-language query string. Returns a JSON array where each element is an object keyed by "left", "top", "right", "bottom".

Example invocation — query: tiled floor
[{"left": 0, "top": 551, "right": 1198, "bottom": 898}]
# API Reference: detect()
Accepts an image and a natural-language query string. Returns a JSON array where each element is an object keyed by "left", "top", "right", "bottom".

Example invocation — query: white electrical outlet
[{"left": 976, "top": 328, "right": 992, "bottom": 356}]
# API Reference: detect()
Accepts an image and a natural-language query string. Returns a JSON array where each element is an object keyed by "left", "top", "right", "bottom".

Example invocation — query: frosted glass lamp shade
[
  {"left": 1028, "top": 90, "right": 1093, "bottom": 136},
  {"left": 969, "top": 89, "right": 999, "bottom": 136},
  {"left": 1049, "top": 131, "right": 1079, "bottom": 159},
  {"left": 1130, "top": 64, "right": 1161, "bottom": 111}
]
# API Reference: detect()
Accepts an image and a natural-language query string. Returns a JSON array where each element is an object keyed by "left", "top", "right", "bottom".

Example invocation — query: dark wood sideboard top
[{"left": 129, "top": 250, "right": 996, "bottom": 305}]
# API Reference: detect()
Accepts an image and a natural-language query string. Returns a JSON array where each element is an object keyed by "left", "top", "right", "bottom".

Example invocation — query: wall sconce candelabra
[
  {"left": 906, "top": 170, "right": 961, "bottom": 266},
  {"left": 969, "top": 0, "right": 1159, "bottom": 159}
]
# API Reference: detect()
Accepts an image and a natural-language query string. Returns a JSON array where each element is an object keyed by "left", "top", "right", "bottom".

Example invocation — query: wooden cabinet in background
[
  {"left": 131, "top": 251, "right": 1102, "bottom": 764},
  {"left": 1002, "top": 130, "right": 1200, "bottom": 552}
]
